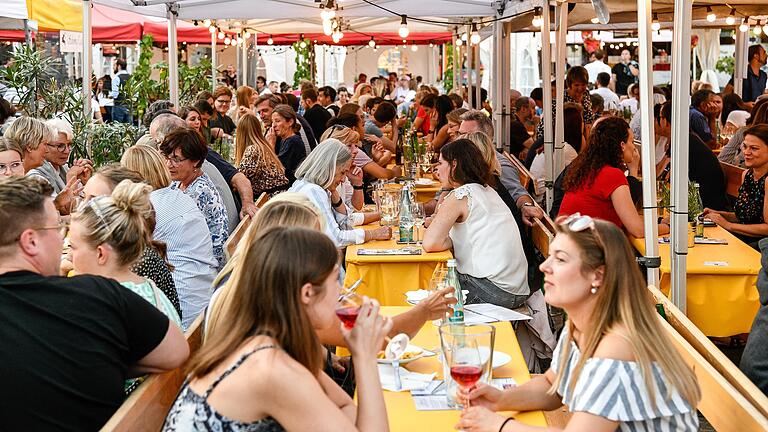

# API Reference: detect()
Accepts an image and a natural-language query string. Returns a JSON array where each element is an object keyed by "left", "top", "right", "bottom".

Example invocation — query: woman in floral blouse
[
  {"left": 159, "top": 127, "right": 230, "bottom": 269},
  {"left": 536, "top": 66, "right": 595, "bottom": 141},
  {"left": 236, "top": 113, "right": 289, "bottom": 198}
]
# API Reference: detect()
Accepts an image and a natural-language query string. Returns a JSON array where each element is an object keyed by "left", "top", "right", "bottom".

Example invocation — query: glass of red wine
[
  {"left": 336, "top": 292, "right": 363, "bottom": 329},
  {"left": 449, "top": 338, "right": 484, "bottom": 409}
]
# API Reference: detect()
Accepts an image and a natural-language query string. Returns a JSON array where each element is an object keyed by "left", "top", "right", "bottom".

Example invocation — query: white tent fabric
[
  {"left": 695, "top": 28, "right": 721, "bottom": 92},
  {"left": 1, "top": 0, "right": 29, "bottom": 20}
]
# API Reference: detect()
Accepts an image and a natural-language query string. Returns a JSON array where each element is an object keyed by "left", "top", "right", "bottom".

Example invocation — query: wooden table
[
  {"left": 345, "top": 225, "right": 452, "bottom": 306},
  {"left": 378, "top": 306, "right": 548, "bottom": 430},
  {"left": 630, "top": 225, "right": 760, "bottom": 336}
]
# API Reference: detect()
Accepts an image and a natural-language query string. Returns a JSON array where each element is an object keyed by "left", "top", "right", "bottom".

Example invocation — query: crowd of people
[{"left": 17, "top": 44, "right": 768, "bottom": 428}]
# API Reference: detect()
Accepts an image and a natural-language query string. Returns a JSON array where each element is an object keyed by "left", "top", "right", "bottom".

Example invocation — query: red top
[
  {"left": 558, "top": 165, "right": 629, "bottom": 228},
  {"left": 416, "top": 107, "right": 431, "bottom": 135}
]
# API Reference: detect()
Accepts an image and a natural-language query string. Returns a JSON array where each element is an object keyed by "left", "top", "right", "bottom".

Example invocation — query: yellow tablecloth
[
  {"left": 378, "top": 307, "right": 548, "bottom": 430},
  {"left": 381, "top": 178, "right": 441, "bottom": 203},
  {"left": 345, "top": 226, "right": 452, "bottom": 306},
  {"left": 630, "top": 226, "right": 760, "bottom": 336}
]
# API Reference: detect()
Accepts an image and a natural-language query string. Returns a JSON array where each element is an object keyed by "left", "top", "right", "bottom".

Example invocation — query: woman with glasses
[
  {"left": 209, "top": 86, "right": 237, "bottom": 139},
  {"left": 0, "top": 137, "right": 24, "bottom": 179},
  {"left": 26, "top": 119, "right": 92, "bottom": 195},
  {"left": 423, "top": 139, "right": 530, "bottom": 309},
  {"left": 559, "top": 117, "right": 668, "bottom": 238},
  {"left": 70, "top": 179, "right": 182, "bottom": 394},
  {"left": 457, "top": 215, "right": 700, "bottom": 432},
  {"left": 159, "top": 127, "right": 229, "bottom": 270}
]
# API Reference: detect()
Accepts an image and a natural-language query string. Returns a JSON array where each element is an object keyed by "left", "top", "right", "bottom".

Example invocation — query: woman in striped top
[{"left": 457, "top": 215, "right": 700, "bottom": 432}]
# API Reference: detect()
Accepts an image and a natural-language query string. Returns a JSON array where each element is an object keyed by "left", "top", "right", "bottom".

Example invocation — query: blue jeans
[
  {"left": 111, "top": 105, "right": 132, "bottom": 124},
  {"left": 458, "top": 272, "right": 529, "bottom": 310}
]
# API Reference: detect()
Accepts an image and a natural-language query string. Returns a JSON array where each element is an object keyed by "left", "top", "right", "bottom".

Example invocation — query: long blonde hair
[
  {"left": 235, "top": 113, "right": 283, "bottom": 169},
  {"left": 464, "top": 131, "right": 501, "bottom": 176},
  {"left": 207, "top": 194, "right": 323, "bottom": 339},
  {"left": 190, "top": 227, "right": 337, "bottom": 378},
  {"left": 72, "top": 180, "right": 154, "bottom": 268},
  {"left": 549, "top": 220, "right": 701, "bottom": 408},
  {"left": 121, "top": 145, "right": 172, "bottom": 190}
]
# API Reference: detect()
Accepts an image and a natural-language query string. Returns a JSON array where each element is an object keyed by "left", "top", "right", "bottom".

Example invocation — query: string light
[
  {"left": 218, "top": 31, "right": 225, "bottom": 40},
  {"left": 740, "top": 17, "right": 750, "bottom": 33},
  {"left": 299, "top": 34, "right": 308, "bottom": 49},
  {"left": 368, "top": 37, "right": 376, "bottom": 48},
  {"left": 224, "top": 36, "right": 231, "bottom": 45},
  {"left": 470, "top": 23, "right": 481, "bottom": 45},
  {"left": 532, "top": 7, "right": 543, "bottom": 28},
  {"left": 323, "top": 19, "right": 333, "bottom": 35},
  {"left": 411, "top": 44, "right": 418, "bottom": 52},
  {"left": 455, "top": 36, "right": 463, "bottom": 47},
  {"left": 398, "top": 15, "right": 410, "bottom": 38},
  {"left": 763, "top": 22, "right": 768, "bottom": 35},
  {"left": 591, "top": 17, "right": 600, "bottom": 24},
  {"left": 651, "top": 13, "right": 661, "bottom": 31},
  {"left": 244, "top": 29, "right": 251, "bottom": 38},
  {"left": 754, "top": 21, "right": 762, "bottom": 35},
  {"left": 209, "top": 26, "right": 216, "bottom": 33},
  {"left": 705, "top": 6, "right": 716, "bottom": 23},
  {"left": 726, "top": 8, "right": 737, "bottom": 26},
  {"left": 267, "top": 35, "right": 274, "bottom": 45},
  {"left": 203, "top": 19, "right": 211, "bottom": 28}
]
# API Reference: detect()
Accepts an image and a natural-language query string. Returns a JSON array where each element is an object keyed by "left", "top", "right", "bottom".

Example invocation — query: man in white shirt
[
  {"left": 591, "top": 72, "right": 620, "bottom": 112},
  {"left": 390, "top": 75, "right": 415, "bottom": 105},
  {"left": 584, "top": 49, "right": 612, "bottom": 85}
]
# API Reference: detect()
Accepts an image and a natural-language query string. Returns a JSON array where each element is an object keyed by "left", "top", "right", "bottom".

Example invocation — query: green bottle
[{"left": 445, "top": 259, "right": 465, "bottom": 324}]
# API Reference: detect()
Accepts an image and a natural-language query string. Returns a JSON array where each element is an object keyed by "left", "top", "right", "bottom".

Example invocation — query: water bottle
[
  {"left": 398, "top": 184, "right": 414, "bottom": 243},
  {"left": 694, "top": 182, "right": 705, "bottom": 238},
  {"left": 445, "top": 259, "right": 465, "bottom": 325}
]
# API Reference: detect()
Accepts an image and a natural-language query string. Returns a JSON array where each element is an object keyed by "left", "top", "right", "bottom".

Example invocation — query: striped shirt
[
  {"left": 552, "top": 328, "right": 698, "bottom": 431},
  {"left": 151, "top": 187, "right": 217, "bottom": 330},
  {"left": 289, "top": 179, "right": 365, "bottom": 247}
]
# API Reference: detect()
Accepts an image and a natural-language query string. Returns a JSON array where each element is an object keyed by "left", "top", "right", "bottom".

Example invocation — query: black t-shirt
[
  {"left": 303, "top": 104, "right": 332, "bottom": 141},
  {"left": 611, "top": 62, "right": 638, "bottom": 96},
  {"left": 276, "top": 134, "right": 308, "bottom": 183},
  {"left": 689, "top": 132, "right": 728, "bottom": 211},
  {"left": 509, "top": 115, "right": 531, "bottom": 157},
  {"left": 209, "top": 112, "right": 236, "bottom": 137},
  {"left": 0, "top": 271, "right": 169, "bottom": 431}
]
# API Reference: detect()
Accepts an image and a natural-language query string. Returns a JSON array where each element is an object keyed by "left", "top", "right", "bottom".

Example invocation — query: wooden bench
[
  {"left": 531, "top": 211, "right": 555, "bottom": 257},
  {"left": 650, "top": 285, "right": 768, "bottom": 430},
  {"left": 503, "top": 151, "right": 534, "bottom": 190},
  {"left": 224, "top": 192, "right": 269, "bottom": 258},
  {"left": 101, "top": 314, "right": 205, "bottom": 431},
  {"left": 720, "top": 161, "right": 745, "bottom": 199}
]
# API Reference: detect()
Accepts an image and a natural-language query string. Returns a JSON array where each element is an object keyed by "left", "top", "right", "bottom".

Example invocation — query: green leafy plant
[
  {"left": 293, "top": 41, "right": 313, "bottom": 88},
  {"left": 443, "top": 44, "right": 454, "bottom": 93},
  {"left": 74, "top": 122, "right": 141, "bottom": 167},
  {"left": 179, "top": 57, "right": 212, "bottom": 107},
  {"left": 716, "top": 55, "right": 735, "bottom": 77},
  {"left": 0, "top": 45, "right": 59, "bottom": 117}
]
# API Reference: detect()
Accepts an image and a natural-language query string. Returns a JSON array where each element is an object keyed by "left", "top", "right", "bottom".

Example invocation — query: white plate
[
  {"left": 478, "top": 347, "right": 512, "bottom": 369},
  {"left": 377, "top": 344, "right": 436, "bottom": 364},
  {"left": 405, "top": 289, "right": 470, "bottom": 305}
]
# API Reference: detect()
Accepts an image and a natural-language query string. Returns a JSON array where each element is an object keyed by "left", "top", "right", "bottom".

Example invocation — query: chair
[
  {"left": 531, "top": 212, "right": 555, "bottom": 257},
  {"left": 719, "top": 161, "right": 745, "bottom": 199},
  {"left": 650, "top": 285, "right": 768, "bottom": 430},
  {"left": 503, "top": 151, "right": 534, "bottom": 190},
  {"left": 101, "top": 314, "right": 205, "bottom": 431},
  {"left": 224, "top": 192, "right": 269, "bottom": 258}
]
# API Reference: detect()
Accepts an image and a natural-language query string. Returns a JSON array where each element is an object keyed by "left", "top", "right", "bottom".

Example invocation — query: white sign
[{"left": 60, "top": 31, "right": 83, "bottom": 53}]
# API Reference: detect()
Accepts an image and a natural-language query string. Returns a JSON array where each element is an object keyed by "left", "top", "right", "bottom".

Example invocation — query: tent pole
[
  {"left": 452, "top": 31, "right": 459, "bottom": 92},
  {"left": 211, "top": 31, "right": 217, "bottom": 90},
  {"left": 637, "top": 0, "right": 660, "bottom": 286},
  {"left": 553, "top": 2, "right": 567, "bottom": 180},
  {"left": 492, "top": 20, "right": 510, "bottom": 152},
  {"left": 475, "top": 43, "right": 481, "bottom": 112},
  {"left": 23, "top": 19, "right": 32, "bottom": 47},
  {"left": 167, "top": 4, "right": 179, "bottom": 107},
  {"left": 253, "top": 34, "right": 258, "bottom": 88},
  {"left": 542, "top": 1, "right": 554, "bottom": 213},
  {"left": 82, "top": 0, "right": 92, "bottom": 121},
  {"left": 734, "top": 29, "right": 747, "bottom": 97},
  {"left": 241, "top": 35, "right": 248, "bottom": 87},
  {"left": 669, "top": 0, "right": 693, "bottom": 313},
  {"left": 467, "top": 24, "right": 473, "bottom": 109}
]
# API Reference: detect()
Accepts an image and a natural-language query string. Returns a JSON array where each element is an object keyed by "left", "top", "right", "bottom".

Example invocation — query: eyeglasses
[
  {"left": 51, "top": 142, "right": 72, "bottom": 152},
  {"left": 4, "top": 220, "right": 69, "bottom": 246},
  {"left": 0, "top": 161, "right": 24, "bottom": 173},
  {"left": 215, "top": 99, "right": 232, "bottom": 105},
  {"left": 163, "top": 154, "right": 188, "bottom": 165}
]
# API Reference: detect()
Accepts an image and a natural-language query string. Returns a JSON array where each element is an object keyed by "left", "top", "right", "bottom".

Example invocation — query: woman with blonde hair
[
  {"left": 236, "top": 113, "right": 289, "bottom": 198},
  {"left": 457, "top": 216, "right": 700, "bottom": 431},
  {"left": 4, "top": 116, "right": 52, "bottom": 172},
  {"left": 234, "top": 85, "right": 256, "bottom": 123},
  {"left": 351, "top": 83, "right": 373, "bottom": 104},
  {"left": 120, "top": 144, "right": 218, "bottom": 330},
  {"left": 163, "top": 227, "right": 393, "bottom": 431}
]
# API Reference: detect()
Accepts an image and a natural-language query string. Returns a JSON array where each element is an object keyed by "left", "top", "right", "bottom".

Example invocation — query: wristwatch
[
  {"left": 331, "top": 197, "right": 344, "bottom": 208},
  {"left": 352, "top": 184, "right": 364, "bottom": 190}
]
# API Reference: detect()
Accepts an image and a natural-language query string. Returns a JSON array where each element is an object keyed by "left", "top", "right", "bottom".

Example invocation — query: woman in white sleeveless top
[{"left": 423, "top": 138, "right": 529, "bottom": 309}]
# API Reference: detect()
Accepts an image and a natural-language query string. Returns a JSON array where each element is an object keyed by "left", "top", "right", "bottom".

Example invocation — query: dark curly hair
[{"left": 563, "top": 116, "right": 629, "bottom": 192}]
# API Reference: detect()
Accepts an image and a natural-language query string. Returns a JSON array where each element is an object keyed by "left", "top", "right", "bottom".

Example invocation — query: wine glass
[
  {"left": 336, "top": 292, "right": 363, "bottom": 329},
  {"left": 429, "top": 268, "right": 448, "bottom": 325},
  {"left": 449, "top": 338, "right": 484, "bottom": 409},
  {"left": 419, "top": 153, "right": 432, "bottom": 177},
  {"left": 412, "top": 202, "right": 426, "bottom": 244}
]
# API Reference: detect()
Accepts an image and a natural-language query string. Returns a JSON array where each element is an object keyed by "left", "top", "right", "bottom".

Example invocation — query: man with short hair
[
  {"left": 391, "top": 75, "right": 414, "bottom": 105},
  {"left": 256, "top": 75, "right": 271, "bottom": 95},
  {"left": 725, "top": 44, "right": 768, "bottom": 105},
  {"left": 318, "top": 86, "right": 339, "bottom": 116},
  {"left": 365, "top": 101, "right": 399, "bottom": 153},
  {"left": 689, "top": 89, "right": 718, "bottom": 147},
  {"left": 510, "top": 97, "right": 535, "bottom": 158},
  {"left": 591, "top": 71, "right": 620, "bottom": 111},
  {"left": 584, "top": 49, "right": 612, "bottom": 85},
  {"left": 611, "top": 49, "right": 639, "bottom": 96},
  {"left": 110, "top": 58, "right": 132, "bottom": 124},
  {"left": 354, "top": 73, "right": 368, "bottom": 91},
  {"left": 268, "top": 81, "right": 279, "bottom": 94},
  {"left": 255, "top": 94, "right": 317, "bottom": 152},
  {"left": 0, "top": 176, "right": 188, "bottom": 430},
  {"left": 458, "top": 110, "right": 544, "bottom": 225},
  {"left": 301, "top": 87, "right": 332, "bottom": 140}
]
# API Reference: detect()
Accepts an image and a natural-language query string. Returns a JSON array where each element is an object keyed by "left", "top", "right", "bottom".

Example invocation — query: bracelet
[
  {"left": 331, "top": 197, "right": 343, "bottom": 208},
  {"left": 522, "top": 202, "right": 535, "bottom": 207},
  {"left": 499, "top": 417, "right": 514, "bottom": 432},
  {"left": 352, "top": 184, "right": 364, "bottom": 190}
]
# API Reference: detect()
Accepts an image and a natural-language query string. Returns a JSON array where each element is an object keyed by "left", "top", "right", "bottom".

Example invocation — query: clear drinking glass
[
  {"left": 438, "top": 324, "right": 495, "bottom": 409},
  {"left": 412, "top": 202, "right": 426, "bottom": 244},
  {"left": 375, "top": 189, "right": 400, "bottom": 227}
]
